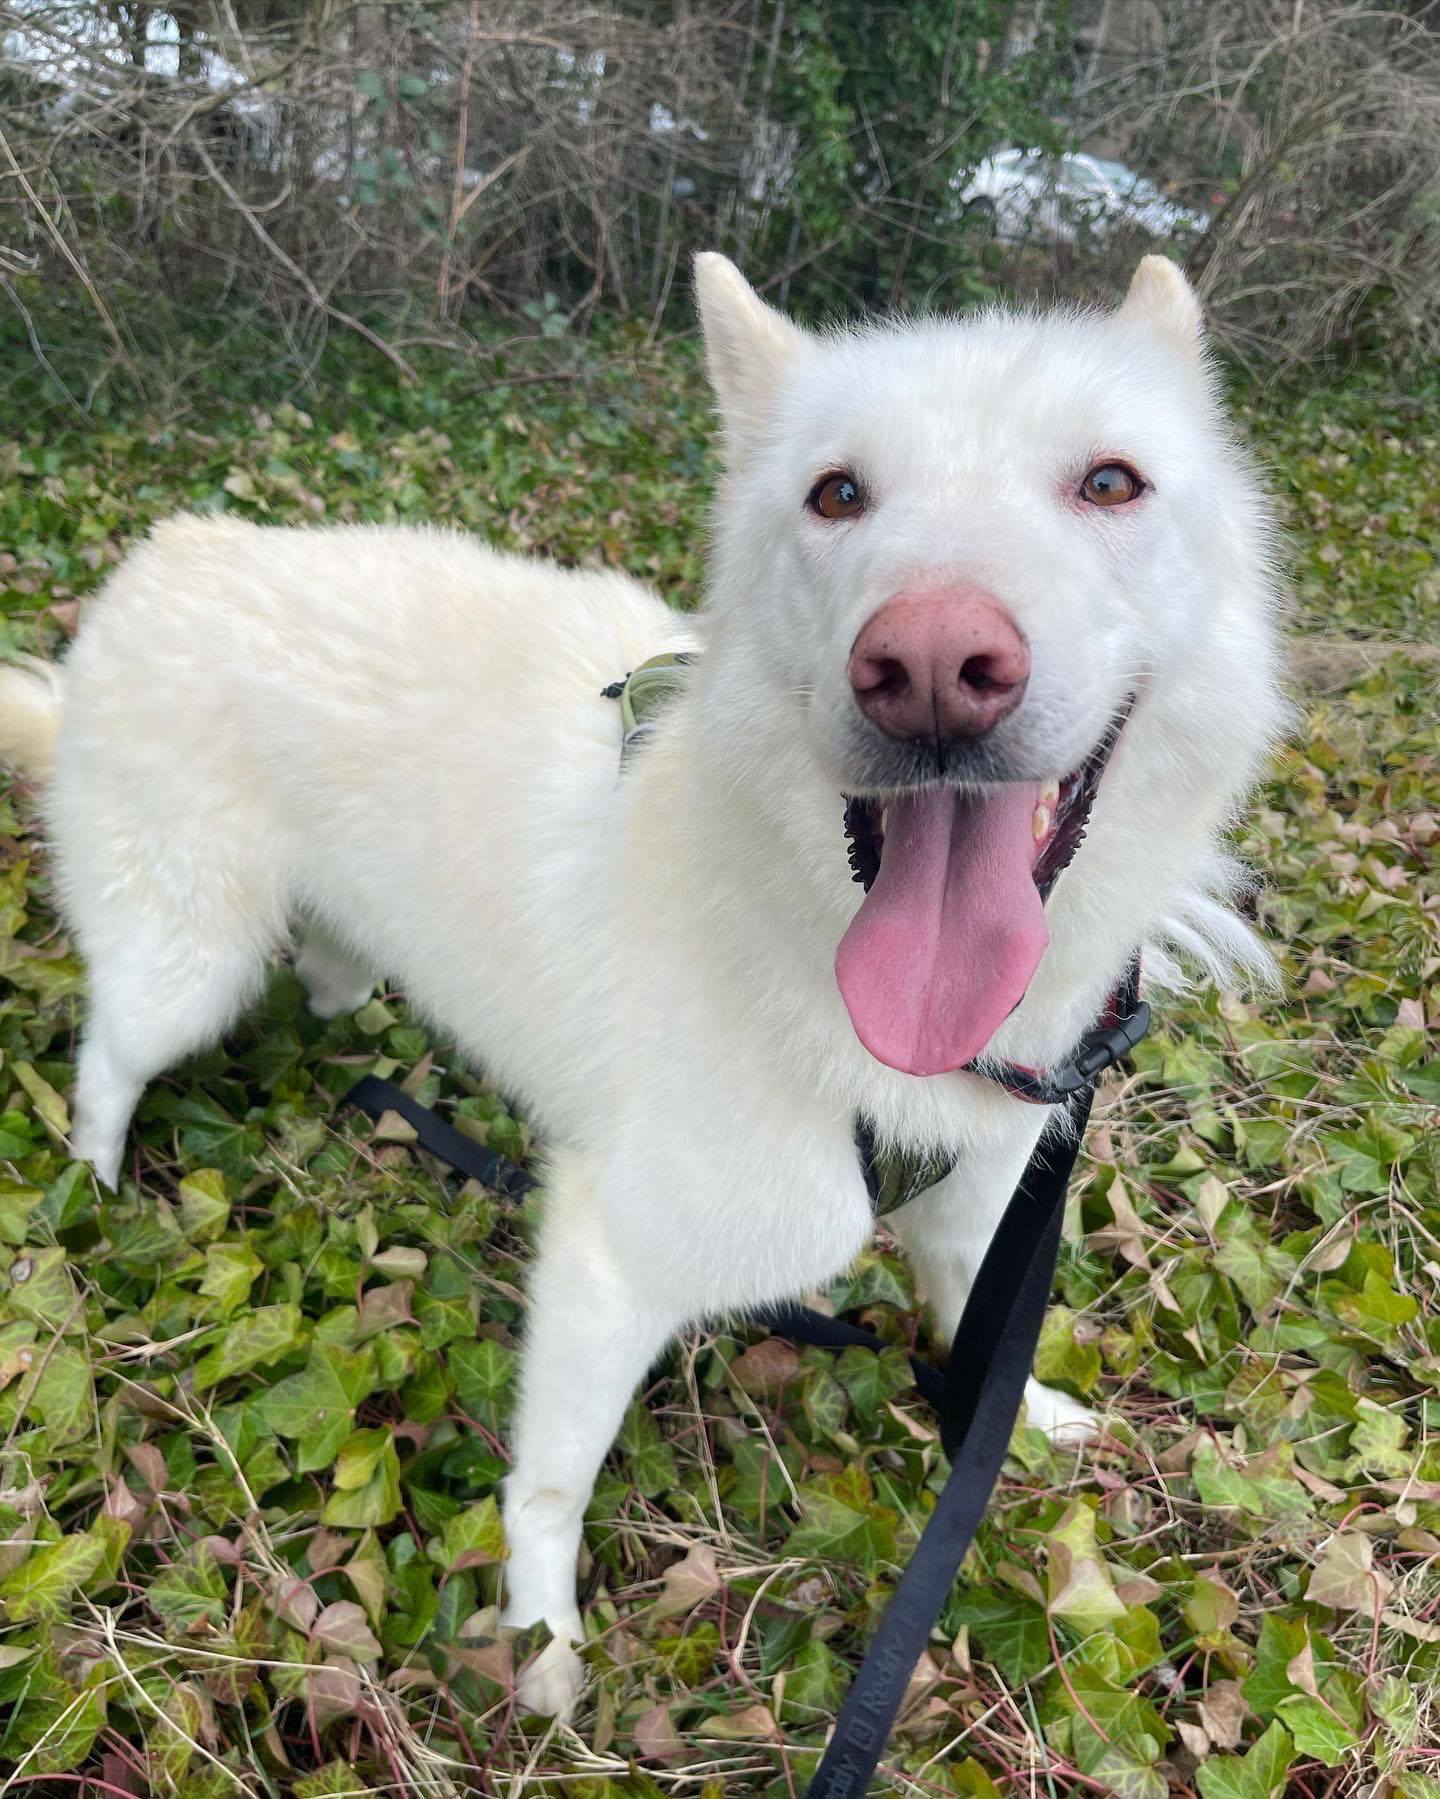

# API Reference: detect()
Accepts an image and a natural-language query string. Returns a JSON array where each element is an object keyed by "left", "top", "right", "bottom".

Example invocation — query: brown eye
[
  {"left": 1080, "top": 462, "right": 1144, "bottom": 507},
  {"left": 808, "top": 471, "right": 865, "bottom": 520}
]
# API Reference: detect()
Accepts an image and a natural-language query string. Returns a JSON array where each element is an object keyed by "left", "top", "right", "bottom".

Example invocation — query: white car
[{"left": 956, "top": 147, "right": 1208, "bottom": 245}]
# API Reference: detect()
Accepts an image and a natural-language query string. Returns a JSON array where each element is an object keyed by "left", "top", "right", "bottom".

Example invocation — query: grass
[{"left": 0, "top": 333, "right": 1436, "bottom": 1799}]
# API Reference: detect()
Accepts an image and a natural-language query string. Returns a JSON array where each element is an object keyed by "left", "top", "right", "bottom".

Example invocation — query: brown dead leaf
[
  {"left": 730, "top": 1337, "right": 801, "bottom": 1396},
  {"left": 1115, "top": 1573, "right": 1165, "bottom": 1605},
  {"left": 371, "top": 1108, "right": 418, "bottom": 1144},
  {"left": 1379, "top": 1608, "right": 1440, "bottom": 1642},
  {"left": 634, "top": 1702, "right": 687, "bottom": 1763},
  {"left": 314, "top": 1600, "right": 382, "bottom": 1663},
  {"left": 899, "top": 1650, "right": 943, "bottom": 1717},
  {"left": 1177, "top": 1720, "right": 1211, "bottom": 1760},
  {"left": 274, "top": 1577, "right": 318, "bottom": 1631},
  {"left": 125, "top": 1441, "right": 168, "bottom": 1497},
  {"left": 1307, "top": 1531, "right": 1393, "bottom": 1616},
  {"left": 1198, "top": 1679, "right": 1247, "bottom": 1749},
  {"left": 651, "top": 1543, "right": 722, "bottom": 1620},
  {"left": 306, "top": 1657, "right": 361, "bottom": 1729},
  {"left": 699, "top": 1703, "right": 779, "bottom": 1742},
  {"left": 356, "top": 1280, "right": 414, "bottom": 1339},
  {"left": 306, "top": 1527, "right": 349, "bottom": 1575},
  {"left": 1286, "top": 1633, "right": 1320, "bottom": 1697}
]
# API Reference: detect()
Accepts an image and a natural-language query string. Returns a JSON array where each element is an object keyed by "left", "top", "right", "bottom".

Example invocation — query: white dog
[{"left": 0, "top": 255, "right": 1281, "bottom": 1713}]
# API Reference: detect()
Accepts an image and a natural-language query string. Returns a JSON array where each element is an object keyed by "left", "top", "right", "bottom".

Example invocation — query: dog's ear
[
  {"left": 1118, "top": 256, "right": 1203, "bottom": 354},
  {"left": 694, "top": 253, "right": 811, "bottom": 449}
]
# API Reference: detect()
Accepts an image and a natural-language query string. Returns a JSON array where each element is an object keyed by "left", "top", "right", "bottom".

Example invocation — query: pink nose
[{"left": 848, "top": 590, "right": 1030, "bottom": 742}]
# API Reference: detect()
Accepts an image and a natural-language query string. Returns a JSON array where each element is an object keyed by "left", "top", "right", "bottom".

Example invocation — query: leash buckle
[{"left": 1065, "top": 999, "right": 1152, "bottom": 1087}]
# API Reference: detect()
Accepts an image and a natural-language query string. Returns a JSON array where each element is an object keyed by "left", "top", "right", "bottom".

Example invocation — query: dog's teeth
[
  {"left": 1039, "top": 779, "right": 1061, "bottom": 808},
  {"left": 1032, "top": 804, "right": 1052, "bottom": 841},
  {"left": 880, "top": 808, "right": 889, "bottom": 833}
]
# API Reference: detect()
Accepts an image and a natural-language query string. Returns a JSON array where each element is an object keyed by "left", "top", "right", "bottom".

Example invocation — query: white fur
[
  {"left": 0, "top": 658, "right": 64, "bottom": 780},
  {"left": 0, "top": 256, "right": 1283, "bottom": 1715}
]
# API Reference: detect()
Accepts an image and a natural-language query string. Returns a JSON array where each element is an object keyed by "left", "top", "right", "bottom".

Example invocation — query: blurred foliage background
[{"left": 3, "top": 0, "right": 1440, "bottom": 407}]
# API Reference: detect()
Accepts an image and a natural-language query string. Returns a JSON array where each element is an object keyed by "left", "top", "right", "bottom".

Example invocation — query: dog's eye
[
  {"left": 808, "top": 472, "right": 865, "bottom": 520},
  {"left": 1080, "top": 462, "right": 1144, "bottom": 507}
]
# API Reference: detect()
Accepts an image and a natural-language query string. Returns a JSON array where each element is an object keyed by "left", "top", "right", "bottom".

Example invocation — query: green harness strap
[
  {"left": 616, "top": 652, "right": 696, "bottom": 764},
  {"left": 608, "top": 655, "right": 957, "bottom": 1216}
]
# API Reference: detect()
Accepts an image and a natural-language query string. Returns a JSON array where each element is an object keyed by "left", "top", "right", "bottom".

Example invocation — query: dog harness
[{"left": 344, "top": 652, "right": 1152, "bottom": 1799}]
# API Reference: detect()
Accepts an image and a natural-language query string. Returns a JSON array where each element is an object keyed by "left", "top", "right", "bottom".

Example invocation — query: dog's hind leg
[
  {"left": 61, "top": 816, "right": 283, "bottom": 1189},
  {"left": 71, "top": 922, "right": 272, "bottom": 1189},
  {"left": 502, "top": 1150, "right": 687, "bottom": 1716},
  {"left": 294, "top": 917, "right": 376, "bottom": 1019}
]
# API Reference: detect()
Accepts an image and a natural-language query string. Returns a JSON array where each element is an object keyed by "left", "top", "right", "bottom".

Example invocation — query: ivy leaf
[
  {"left": 435, "top": 1496, "right": 506, "bottom": 1571},
  {"left": 1, "top": 1645, "right": 105, "bottom": 1772},
  {"left": 1190, "top": 1440, "right": 1313, "bottom": 1532},
  {"left": 1061, "top": 1665, "right": 1169, "bottom": 1777},
  {"left": 1343, "top": 1398, "right": 1410, "bottom": 1478},
  {"left": 1330, "top": 1267, "right": 1420, "bottom": 1343},
  {"left": 313, "top": 1599, "right": 383, "bottom": 1663},
  {"left": 23, "top": 1342, "right": 92, "bottom": 1445},
  {"left": 177, "top": 1169, "right": 231, "bottom": 1241},
  {"left": 1044, "top": 1499, "right": 1126, "bottom": 1634},
  {"left": 413, "top": 1260, "right": 478, "bottom": 1348},
  {"left": 950, "top": 1590, "right": 1052, "bottom": 1684},
  {"left": 834, "top": 1342, "right": 913, "bottom": 1416},
  {"left": 1306, "top": 1531, "right": 1392, "bottom": 1616},
  {"left": 6, "top": 1246, "right": 78, "bottom": 1330},
  {"left": 193, "top": 1303, "right": 304, "bottom": 1392},
  {"left": 617, "top": 1401, "right": 677, "bottom": 1498},
  {"left": 149, "top": 1543, "right": 229, "bottom": 1632},
  {"left": 1184, "top": 1575, "right": 1240, "bottom": 1642},
  {"left": 258, "top": 1342, "right": 378, "bottom": 1473},
  {"left": 323, "top": 1430, "right": 402, "bottom": 1528},
  {"left": 786, "top": 1474, "right": 897, "bottom": 1573},
  {"left": 0, "top": 1181, "right": 43, "bottom": 1247},
  {"left": 1088, "top": 1743, "right": 1167, "bottom": 1799},
  {"left": 448, "top": 1336, "right": 513, "bottom": 1431},
  {"left": 0, "top": 1531, "right": 106, "bottom": 1622},
  {"left": 1213, "top": 1209, "right": 1295, "bottom": 1313},
  {"left": 949, "top": 1761, "right": 1003, "bottom": 1799},
  {"left": 1035, "top": 1305, "right": 1103, "bottom": 1393},
  {"left": 1242, "top": 1615, "right": 1313, "bottom": 1717},
  {"left": 198, "top": 1240, "right": 263, "bottom": 1315},
  {"left": 12, "top": 1060, "right": 69, "bottom": 1136},
  {"left": 1276, "top": 1692, "right": 1358, "bottom": 1765},
  {"left": 1195, "top": 1721, "right": 1295, "bottom": 1799},
  {"left": 173, "top": 1094, "right": 265, "bottom": 1177}
]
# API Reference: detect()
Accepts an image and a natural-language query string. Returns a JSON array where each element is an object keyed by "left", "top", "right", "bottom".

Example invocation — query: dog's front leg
[
  {"left": 502, "top": 1150, "right": 686, "bottom": 1716},
  {"left": 887, "top": 1111, "right": 1101, "bottom": 1445}
]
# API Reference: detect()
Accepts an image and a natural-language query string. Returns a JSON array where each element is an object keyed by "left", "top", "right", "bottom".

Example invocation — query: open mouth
[{"left": 836, "top": 701, "right": 1132, "bottom": 1077}]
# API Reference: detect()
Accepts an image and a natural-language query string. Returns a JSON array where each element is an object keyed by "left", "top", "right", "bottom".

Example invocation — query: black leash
[
  {"left": 797, "top": 1088, "right": 1092, "bottom": 1797},
  {"left": 344, "top": 966, "right": 1148, "bottom": 1796},
  {"left": 347, "top": 1074, "right": 536, "bottom": 1199}
]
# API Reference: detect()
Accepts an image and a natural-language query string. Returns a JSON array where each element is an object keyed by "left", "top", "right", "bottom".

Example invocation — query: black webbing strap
[
  {"left": 800, "top": 1086, "right": 1093, "bottom": 1799},
  {"left": 755, "top": 1301, "right": 947, "bottom": 1412},
  {"left": 346, "top": 1073, "right": 537, "bottom": 1200}
]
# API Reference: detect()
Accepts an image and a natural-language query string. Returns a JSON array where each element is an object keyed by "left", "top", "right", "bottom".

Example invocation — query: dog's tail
[{"left": 0, "top": 657, "right": 64, "bottom": 781}]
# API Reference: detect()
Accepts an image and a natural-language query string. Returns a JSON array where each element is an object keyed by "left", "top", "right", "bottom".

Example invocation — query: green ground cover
[{"left": 0, "top": 340, "right": 1436, "bottom": 1796}]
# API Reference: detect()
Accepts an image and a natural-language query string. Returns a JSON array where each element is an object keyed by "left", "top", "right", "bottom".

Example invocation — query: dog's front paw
[
  {"left": 303, "top": 981, "right": 375, "bottom": 1020},
  {"left": 1024, "top": 1378, "right": 1101, "bottom": 1446},
  {"left": 515, "top": 1633, "right": 585, "bottom": 1717},
  {"left": 69, "top": 1123, "right": 123, "bottom": 1193}
]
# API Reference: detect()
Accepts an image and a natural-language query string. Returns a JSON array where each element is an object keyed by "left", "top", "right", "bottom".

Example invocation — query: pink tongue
[{"left": 835, "top": 785, "right": 1048, "bottom": 1076}]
